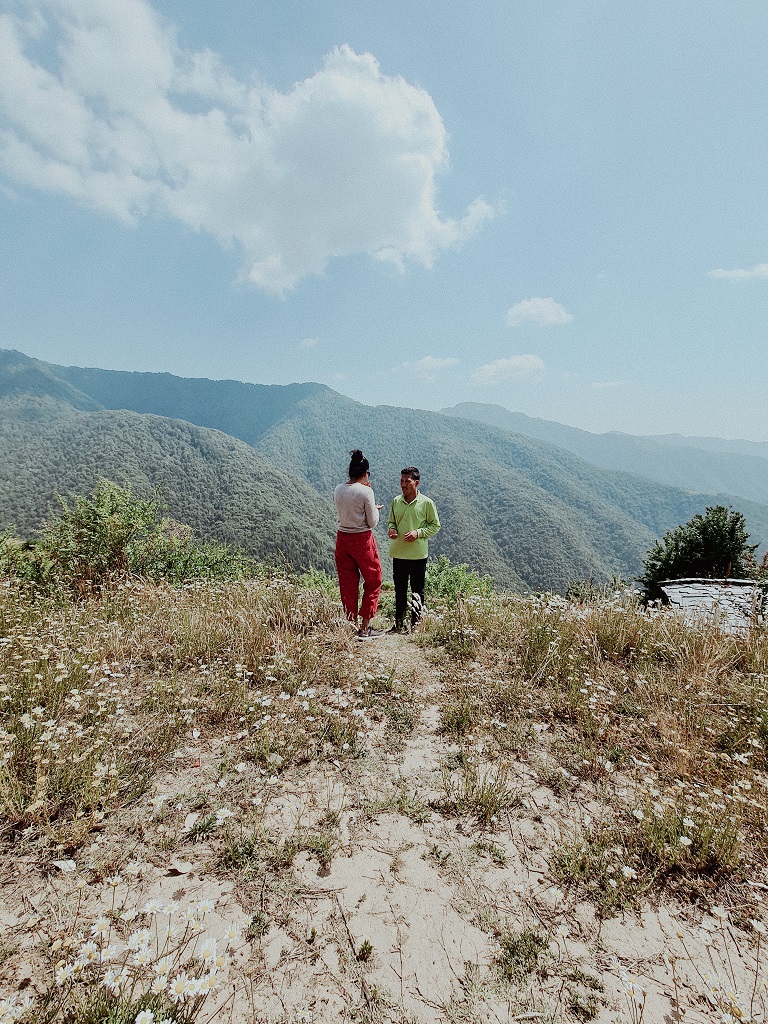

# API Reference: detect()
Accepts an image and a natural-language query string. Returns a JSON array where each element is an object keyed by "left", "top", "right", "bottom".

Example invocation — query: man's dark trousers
[{"left": 393, "top": 557, "right": 427, "bottom": 627}]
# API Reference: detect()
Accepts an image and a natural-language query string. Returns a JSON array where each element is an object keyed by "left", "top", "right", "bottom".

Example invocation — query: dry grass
[
  {"left": 2, "top": 573, "right": 768, "bottom": 1022},
  {"left": 0, "top": 576, "right": 391, "bottom": 845},
  {"left": 421, "top": 592, "right": 768, "bottom": 908}
]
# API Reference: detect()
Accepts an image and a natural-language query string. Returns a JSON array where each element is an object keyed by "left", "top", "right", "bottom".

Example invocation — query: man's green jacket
[{"left": 387, "top": 492, "right": 441, "bottom": 560}]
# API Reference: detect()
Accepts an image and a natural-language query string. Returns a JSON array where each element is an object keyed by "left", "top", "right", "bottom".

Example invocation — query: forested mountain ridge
[
  {"left": 0, "top": 393, "right": 336, "bottom": 571},
  {"left": 3, "top": 348, "right": 768, "bottom": 591},
  {"left": 52, "top": 358, "right": 332, "bottom": 448},
  {"left": 442, "top": 401, "right": 768, "bottom": 506},
  {"left": 0, "top": 349, "right": 102, "bottom": 412}
]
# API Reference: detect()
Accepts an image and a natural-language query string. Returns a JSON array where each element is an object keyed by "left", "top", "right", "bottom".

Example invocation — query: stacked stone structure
[{"left": 658, "top": 578, "right": 766, "bottom": 634}]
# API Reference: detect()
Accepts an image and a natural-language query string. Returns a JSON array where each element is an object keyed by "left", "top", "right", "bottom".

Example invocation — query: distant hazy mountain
[
  {"left": 3, "top": 349, "right": 767, "bottom": 591},
  {"left": 441, "top": 402, "right": 768, "bottom": 506},
  {"left": 649, "top": 433, "right": 768, "bottom": 460}
]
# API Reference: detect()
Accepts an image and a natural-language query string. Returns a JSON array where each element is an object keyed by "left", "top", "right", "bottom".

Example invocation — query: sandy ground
[{"left": 1, "top": 631, "right": 765, "bottom": 1023}]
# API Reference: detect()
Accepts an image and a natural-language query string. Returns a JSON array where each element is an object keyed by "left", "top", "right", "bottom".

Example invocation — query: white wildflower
[
  {"left": 55, "top": 962, "right": 75, "bottom": 985},
  {"left": 154, "top": 957, "right": 173, "bottom": 977},
  {"left": 76, "top": 940, "right": 99, "bottom": 966},
  {"left": 127, "top": 929, "right": 151, "bottom": 951},
  {"left": 133, "top": 946, "right": 153, "bottom": 967},
  {"left": 169, "top": 972, "right": 191, "bottom": 1002},
  {"left": 91, "top": 916, "right": 110, "bottom": 937}
]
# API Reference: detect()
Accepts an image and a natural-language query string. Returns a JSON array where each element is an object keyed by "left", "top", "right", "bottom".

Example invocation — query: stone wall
[{"left": 658, "top": 578, "right": 766, "bottom": 633}]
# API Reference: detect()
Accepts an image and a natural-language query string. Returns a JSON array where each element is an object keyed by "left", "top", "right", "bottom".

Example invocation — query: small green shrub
[
  {"left": 496, "top": 927, "right": 549, "bottom": 983},
  {"left": 356, "top": 939, "right": 374, "bottom": 962},
  {"left": 4, "top": 480, "right": 253, "bottom": 595},
  {"left": 426, "top": 555, "right": 494, "bottom": 608},
  {"left": 365, "top": 784, "right": 432, "bottom": 824},
  {"left": 440, "top": 695, "right": 481, "bottom": 738},
  {"left": 297, "top": 566, "right": 338, "bottom": 595},
  {"left": 439, "top": 757, "right": 519, "bottom": 827}
]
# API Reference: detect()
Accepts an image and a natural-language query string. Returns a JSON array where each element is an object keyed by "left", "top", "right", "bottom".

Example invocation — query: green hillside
[
  {"left": 442, "top": 401, "right": 768, "bottom": 506},
  {"left": 0, "top": 394, "right": 336, "bottom": 572},
  {"left": 7, "top": 350, "right": 764, "bottom": 590},
  {"left": 4, "top": 349, "right": 768, "bottom": 590},
  {"left": 250, "top": 391, "right": 768, "bottom": 588}
]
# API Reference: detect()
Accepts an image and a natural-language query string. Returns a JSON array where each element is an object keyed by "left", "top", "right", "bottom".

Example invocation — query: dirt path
[{"left": 0, "top": 630, "right": 761, "bottom": 1023}]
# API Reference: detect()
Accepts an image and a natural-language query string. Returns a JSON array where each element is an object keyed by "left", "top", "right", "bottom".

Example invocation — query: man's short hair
[{"left": 401, "top": 466, "right": 420, "bottom": 481}]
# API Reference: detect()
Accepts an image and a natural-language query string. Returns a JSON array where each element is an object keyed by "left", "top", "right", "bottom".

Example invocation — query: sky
[{"left": 1, "top": 0, "right": 767, "bottom": 440}]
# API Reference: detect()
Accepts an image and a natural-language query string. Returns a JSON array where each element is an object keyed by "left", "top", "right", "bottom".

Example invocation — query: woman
[{"left": 333, "top": 449, "right": 383, "bottom": 639}]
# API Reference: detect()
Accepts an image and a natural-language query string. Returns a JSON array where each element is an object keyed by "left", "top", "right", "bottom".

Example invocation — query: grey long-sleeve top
[{"left": 333, "top": 481, "right": 379, "bottom": 533}]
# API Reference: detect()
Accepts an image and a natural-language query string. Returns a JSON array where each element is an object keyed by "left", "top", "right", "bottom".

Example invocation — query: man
[{"left": 387, "top": 467, "right": 440, "bottom": 632}]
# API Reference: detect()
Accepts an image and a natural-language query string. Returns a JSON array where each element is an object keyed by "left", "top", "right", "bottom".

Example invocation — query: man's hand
[
  {"left": 404, "top": 530, "right": 419, "bottom": 542},
  {"left": 388, "top": 528, "right": 398, "bottom": 539}
]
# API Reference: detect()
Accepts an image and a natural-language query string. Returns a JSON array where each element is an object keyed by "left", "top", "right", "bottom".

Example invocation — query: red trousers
[{"left": 335, "top": 531, "right": 382, "bottom": 621}]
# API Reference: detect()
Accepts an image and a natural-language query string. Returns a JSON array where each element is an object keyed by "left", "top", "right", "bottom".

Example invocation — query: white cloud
[
  {"left": 402, "top": 355, "right": 459, "bottom": 378},
  {"left": 591, "top": 379, "right": 624, "bottom": 390},
  {"left": 0, "top": 0, "right": 494, "bottom": 295},
  {"left": 471, "top": 354, "right": 545, "bottom": 386},
  {"left": 506, "top": 297, "right": 573, "bottom": 327},
  {"left": 708, "top": 263, "right": 768, "bottom": 281},
  {"left": 298, "top": 337, "right": 319, "bottom": 349}
]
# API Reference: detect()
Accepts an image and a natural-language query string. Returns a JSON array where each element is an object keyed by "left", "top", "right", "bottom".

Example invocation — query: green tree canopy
[{"left": 640, "top": 505, "right": 758, "bottom": 599}]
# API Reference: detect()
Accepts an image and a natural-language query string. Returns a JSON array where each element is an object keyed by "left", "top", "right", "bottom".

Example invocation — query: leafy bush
[
  {"left": 425, "top": 555, "right": 494, "bottom": 607},
  {"left": 640, "top": 505, "right": 758, "bottom": 600},
  {"left": 3, "top": 480, "right": 253, "bottom": 594},
  {"left": 296, "top": 566, "right": 339, "bottom": 595},
  {"left": 0, "top": 529, "right": 37, "bottom": 584}
]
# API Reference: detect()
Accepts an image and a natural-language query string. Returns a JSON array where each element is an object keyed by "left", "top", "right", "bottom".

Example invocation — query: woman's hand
[{"left": 388, "top": 528, "right": 398, "bottom": 539}]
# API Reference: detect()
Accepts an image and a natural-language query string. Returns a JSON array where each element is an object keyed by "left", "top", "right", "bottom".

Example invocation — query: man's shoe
[
  {"left": 387, "top": 621, "right": 406, "bottom": 634},
  {"left": 357, "top": 626, "right": 385, "bottom": 640}
]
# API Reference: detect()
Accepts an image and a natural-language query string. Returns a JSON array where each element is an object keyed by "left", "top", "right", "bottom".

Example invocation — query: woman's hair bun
[{"left": 348, "top": 449, "right": 369, "bottom": 479}]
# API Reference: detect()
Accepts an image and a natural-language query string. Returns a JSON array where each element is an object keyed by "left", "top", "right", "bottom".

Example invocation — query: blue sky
[{"left": 1, "top": 0, "right": 767, "bottom": 439}]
